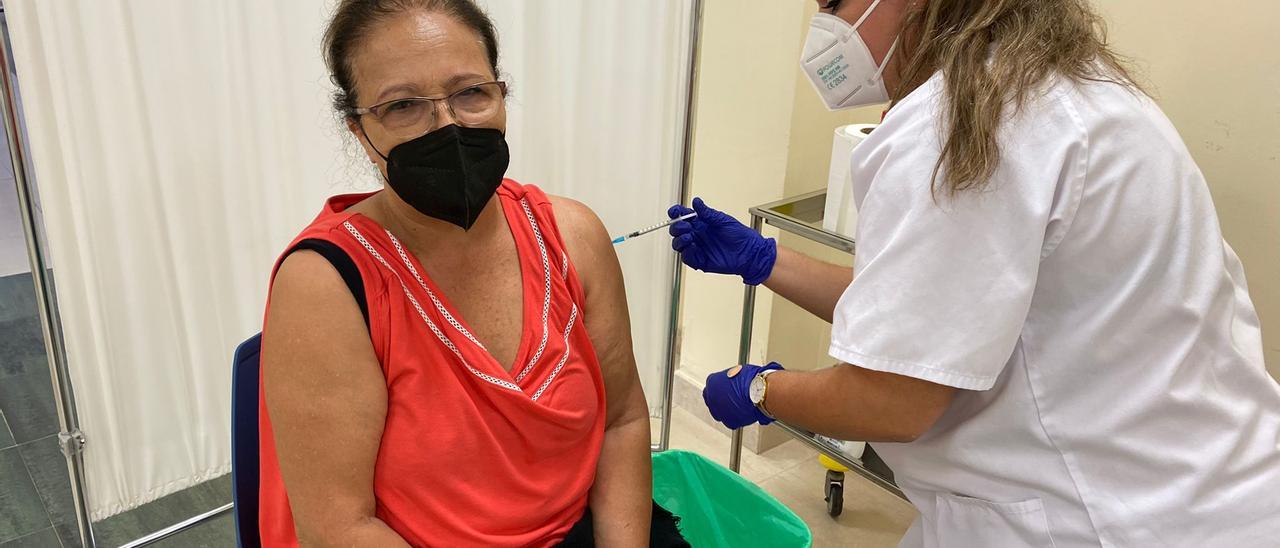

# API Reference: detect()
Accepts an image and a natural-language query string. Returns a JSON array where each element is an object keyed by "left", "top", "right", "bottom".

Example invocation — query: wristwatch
[{"left": 749, "top": 369, "right": 780, "bottom": 419}]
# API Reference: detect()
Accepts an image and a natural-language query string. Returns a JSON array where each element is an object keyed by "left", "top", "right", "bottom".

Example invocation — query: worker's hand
[
  {"left": 703, "top": 362, "right": 785, "bottom": 429},
  {"left": 668, "top": 197, "right": 777, "bottom": 285}
]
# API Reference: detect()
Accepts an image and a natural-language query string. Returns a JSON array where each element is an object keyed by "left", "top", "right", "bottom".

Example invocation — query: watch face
[{"left": 749, "top": 374, "right": 766, "bottom": 404}]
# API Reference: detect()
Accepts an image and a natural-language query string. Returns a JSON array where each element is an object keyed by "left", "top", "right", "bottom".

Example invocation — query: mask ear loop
[
  {"left": 354, "top": 119, "right": 392, "bottom": 184},
  {"left": 872, "top": 34, "right": 901, "bottom": 83},
  {"left": 850, "top": 0, "right": 884, "bottom": 30},
  {"left": 355, "top": 118, "right": 391, "bottom": 162},
  {"left": 844, "top": 0, "right": 898, "bottom": 85},
  {"left": 836, "top": 0, "right": 883, "bottom": 44}
]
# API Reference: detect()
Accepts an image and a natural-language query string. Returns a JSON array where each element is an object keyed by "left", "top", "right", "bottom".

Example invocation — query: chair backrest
[{"left": 231, "top": 332, "right": 263, "bottom": 548}]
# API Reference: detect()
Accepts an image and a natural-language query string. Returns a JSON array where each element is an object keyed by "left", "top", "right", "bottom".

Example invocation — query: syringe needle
[{"left": 612, "top": 212, "right": 697, "bottom": 245}]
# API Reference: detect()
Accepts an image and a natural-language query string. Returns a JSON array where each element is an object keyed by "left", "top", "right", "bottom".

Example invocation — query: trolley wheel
[
  {"left": 824, "top": 470, "right": 845, "bottom": 518},
  {"left": 826, "top": 483, "right": 844, "bottom": 517}
]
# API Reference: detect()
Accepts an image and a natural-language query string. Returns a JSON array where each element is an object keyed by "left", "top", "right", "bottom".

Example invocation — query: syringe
[{"left": 612, "top": 212, "right": 697, "bottom": 245}]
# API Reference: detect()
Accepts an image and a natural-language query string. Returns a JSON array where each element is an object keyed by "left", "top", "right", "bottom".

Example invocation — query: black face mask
[{"left": 379, "top": 124, "right": 510, "bottom": 231}]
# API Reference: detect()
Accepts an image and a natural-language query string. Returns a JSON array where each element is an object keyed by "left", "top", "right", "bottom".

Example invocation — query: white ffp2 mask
[{"left": 800, "top": 1, "right": 899, "bottom": 111}]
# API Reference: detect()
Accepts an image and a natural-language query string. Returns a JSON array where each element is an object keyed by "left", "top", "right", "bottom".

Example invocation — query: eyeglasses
[{"left": 354, "top": 81, "right": 507, "bottom": 150}]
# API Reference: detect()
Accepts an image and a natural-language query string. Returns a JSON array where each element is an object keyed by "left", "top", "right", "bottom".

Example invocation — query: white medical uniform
[{"left": 829, "top": 71, "right": 1280, "bottom": 547}]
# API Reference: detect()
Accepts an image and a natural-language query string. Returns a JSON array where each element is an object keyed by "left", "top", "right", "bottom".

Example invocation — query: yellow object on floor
[{"left": 818, "top": 453, "right": 849, "bottom": 473}]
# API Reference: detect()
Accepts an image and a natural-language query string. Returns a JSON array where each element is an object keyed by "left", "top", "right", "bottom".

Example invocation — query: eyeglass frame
[{"left": 351, "top": 80, "right": 509, "bottom": 157}]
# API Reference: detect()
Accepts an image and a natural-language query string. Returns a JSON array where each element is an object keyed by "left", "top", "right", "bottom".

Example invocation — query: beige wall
[
  {"left": 679, "top": 1, "right": 881, "bottom": 381},
  {"left": 680, "top": 0, "right": 1280, "bottom": 383},
  {"left": 1092, "top": 1, "right": 1280, "bottom": 377},
  {"left": 765, "top": 2, "right": 879, "bottom": 373},
  {"left": 676, "top": 0, "right": 803, "bottom": 382}
]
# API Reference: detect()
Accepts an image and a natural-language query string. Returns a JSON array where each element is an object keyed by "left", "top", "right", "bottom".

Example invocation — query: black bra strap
[{"left": 286, "top": 239, "right": 369, "bottom": 329}]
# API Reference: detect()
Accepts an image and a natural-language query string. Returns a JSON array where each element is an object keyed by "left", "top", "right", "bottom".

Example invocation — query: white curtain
[
  {"left": 484, "top": 0, "right": 695, "bottom": 415},
  {"left": 5, "top": 0, "right": 692, "bottom": 520},
  {"left": 5, "top": 0, "right": 371, "bottom": 520}
]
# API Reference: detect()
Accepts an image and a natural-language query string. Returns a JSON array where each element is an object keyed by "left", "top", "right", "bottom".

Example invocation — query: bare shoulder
[
  {"left": 265, "top": 250, "right": 376, "bottom": 377},
  {"left": 546, "top": 195, "right": 618, "bottom": 290},
  {"left": 272, "top": 250, "right": 347, "bottom": 301},
  {"left": 547, "top": 195, "right": 607, "bottom": 241},
  {"left": 547, "top": 195, "right": 611, "bottom": 255},
  {"left": 269, "top": 250, "right": 362, "bottom": 326}
]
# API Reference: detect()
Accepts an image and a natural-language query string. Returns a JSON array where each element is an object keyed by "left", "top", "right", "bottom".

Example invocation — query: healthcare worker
[{"left": 670, "top": 0, "right": 1280, "bottom": 546}]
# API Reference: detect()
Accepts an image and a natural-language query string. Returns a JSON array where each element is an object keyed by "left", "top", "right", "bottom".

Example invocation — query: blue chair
[{"left": 231, "top": 333, "right": 263, "bottom": 548}]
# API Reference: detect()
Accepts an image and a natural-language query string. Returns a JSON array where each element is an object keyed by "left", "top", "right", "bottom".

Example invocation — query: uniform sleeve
[{"left": 829, "top": 88, "right": 1083, "bottom": 390}]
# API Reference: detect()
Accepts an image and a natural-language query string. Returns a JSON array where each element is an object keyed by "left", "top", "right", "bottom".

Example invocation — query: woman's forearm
[
  {"left": 589, "top": 411, "right": 652, "bottom": 547},
  {"left": 763, "top": 364, "right": 955, "bottom": 443},
  {"left": 762, "top": 246, "right": 853, "bottom": 323},
  {"left": 302, "top": 518, "right": 411, "bottom": 548}
]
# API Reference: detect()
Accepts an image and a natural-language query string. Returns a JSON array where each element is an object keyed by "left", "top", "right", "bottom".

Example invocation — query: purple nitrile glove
[
  {"left": 668, "top": 197, "right": 777, "bottom": 285},
  {"left": 703, "top": 362, "right": 785, "bottom": 430}
]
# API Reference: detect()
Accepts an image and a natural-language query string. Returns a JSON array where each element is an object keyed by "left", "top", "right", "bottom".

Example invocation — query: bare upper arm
[
  {"left": 262, "top": 250, "right": 388, "bottom": 542},
  {"left": 548, "top": 196, "right": 649, "bottom": 427}
]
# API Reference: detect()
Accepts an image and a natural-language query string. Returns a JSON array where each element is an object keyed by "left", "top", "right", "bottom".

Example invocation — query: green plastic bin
[{"left": 652, "top": 450, "right": 812, "bottom": 547}]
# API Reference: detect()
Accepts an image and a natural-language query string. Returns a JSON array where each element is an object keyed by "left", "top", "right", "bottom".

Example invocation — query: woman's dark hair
[{"left": 323, "top": 0, "right": 501, "bottom": 119}]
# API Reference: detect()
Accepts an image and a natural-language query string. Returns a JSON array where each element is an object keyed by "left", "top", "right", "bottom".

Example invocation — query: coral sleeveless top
[{"left": 258, "top": 180, "right": 606, "bottom": 547}]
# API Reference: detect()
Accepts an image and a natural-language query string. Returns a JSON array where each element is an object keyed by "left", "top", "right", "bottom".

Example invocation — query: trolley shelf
[
  {"left": 774, "top": 422, "right": 905, "bottom": 500},
  {"left": 732, "top": 190, "right": 906, "bottom": 502},
  {"left": 749, "top": 190, "right": 855, "bottom": 254}
]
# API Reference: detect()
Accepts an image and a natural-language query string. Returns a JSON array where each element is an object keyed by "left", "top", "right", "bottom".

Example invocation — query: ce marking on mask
[{"left": 817, "top": 54, "right": 849, "bottom": 90}]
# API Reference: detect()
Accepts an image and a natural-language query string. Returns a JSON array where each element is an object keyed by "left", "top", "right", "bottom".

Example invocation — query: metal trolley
[{"left": 728, "top": 190, "right": 908, "bottom": 516}]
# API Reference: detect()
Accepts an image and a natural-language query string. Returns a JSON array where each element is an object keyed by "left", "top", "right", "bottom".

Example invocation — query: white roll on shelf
[{"left": 822, "top": 123, "right": 877, "bottom": 239}]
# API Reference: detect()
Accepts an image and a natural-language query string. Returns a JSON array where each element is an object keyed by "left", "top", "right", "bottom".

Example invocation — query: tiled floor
[
  {"left": 0, "top": 272, "right": 79, "bottom": 548},
  {"left": 90, "top": 475, "right": 234, "bottom": 548},
  {"left": 0, "top": 270, "right": 235, "bottom": 548},
  {"left": 146, "top": 513, "right": 235, "bottom": 548},
  {"left": 667, "top": 407, "right": 915, "bottom": 547}
]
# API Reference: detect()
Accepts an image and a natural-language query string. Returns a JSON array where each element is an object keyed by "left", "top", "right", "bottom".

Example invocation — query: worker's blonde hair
[{"left": 891, "top": 0, "right": 1141, "bottom": 195}]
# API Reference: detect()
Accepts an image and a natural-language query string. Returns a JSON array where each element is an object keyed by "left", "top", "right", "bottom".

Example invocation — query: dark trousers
[{"left": 557, "top": 501, "right": 691, "bottom": 548}]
